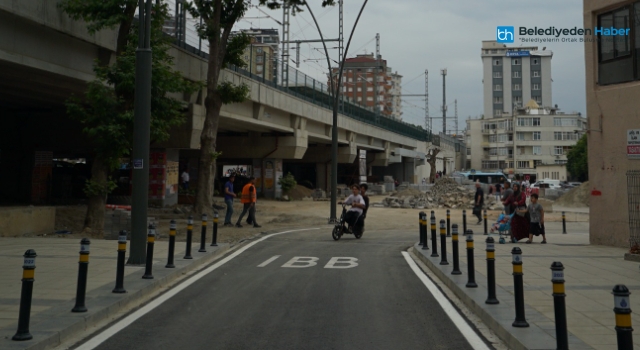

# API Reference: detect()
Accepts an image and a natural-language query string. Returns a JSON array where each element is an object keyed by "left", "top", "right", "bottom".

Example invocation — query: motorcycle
[{"left": 332, "top": 202, "right": 364, "bottom": 241}]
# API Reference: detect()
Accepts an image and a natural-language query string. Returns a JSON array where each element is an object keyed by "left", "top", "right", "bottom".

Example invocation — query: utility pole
[
  {"left": 129, "top": 0, "right": 153, "bottom": 264},
  {"left": 441, "top": 68, "right": 447, "bottom": 135},
  {"left": 281, "top": 4, "right": 290, "bottom": 87},
  {"left": 425, "top": 69, "right": 430, "bottom": 135},
  {"left": 374, "top": 33, "right": 380, "bottom": 116},
  {"left": 455, "top": 99, "right": 458, "bottom": 135}
]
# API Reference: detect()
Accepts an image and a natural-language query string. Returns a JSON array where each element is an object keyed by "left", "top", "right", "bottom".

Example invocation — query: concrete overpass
[{"left": 0, "top": 0, "right": 461, "bottom": 205}]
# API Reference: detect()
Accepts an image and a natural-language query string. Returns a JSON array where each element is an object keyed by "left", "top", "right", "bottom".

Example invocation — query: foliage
[
  {"left": 84, "top": 178, "right": 118, "bottom": 197},
  {"left": 58, "top": 0, "right": 138, "bottom": 34},
  {"left": 278, "top": 172, "right": 297, "bottom": 195},
  {"left": 567, "top": 134, "right": 588, "bottom": 181}
]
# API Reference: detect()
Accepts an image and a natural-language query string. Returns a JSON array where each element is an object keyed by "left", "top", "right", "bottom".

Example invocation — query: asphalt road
[{"left": 87, "top": 229, "right": 480, "bottom": 350}]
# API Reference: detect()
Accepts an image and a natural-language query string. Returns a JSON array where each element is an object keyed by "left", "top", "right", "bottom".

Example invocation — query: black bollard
[
  {"left": 421, "top": 212, "right": 429, "bottom": 250},
  {"left": 446, "top": 209, "right": 451, "bottom": 237},
  {"left": 511, "top": 248, "right": 529, "bottom": 327},
  {"left": 142, "top": 224, "right": 155, "bottom": 279},
  {"left": 72, "top": 238, "right": 91, "bottom": 313},
  {"left": 483, "top": 209, "right": 488, "bottom": 235},
  {"left": 613, "top": 284, "right": 633, "bottom": 350},
  {"left": 451, "top": 224, "right": 461, "bottom": 275},
  {"left": 184, "top": 216, "right": 193, "bottom": 259},
  {"left": 551, "top": 262, "right": 568, "bottom": 350},
  {"left": 462, "top": 209, "right": 467, "bottom": 235},
  {"left": 430, "top": 212, "right": 438, "bottom": 257},
  {"left": 12, "top": 249, "right": 37, "bottom": 341},
  {"left": 166, "top": 220, "right": 176, "bottom": 268},
  {"left": 199, "top": 213, "right": 207, "bottom": 253},
  {"left": 562, "top": 211, "right": 567, "bottom": 234},
  {"left": 113, "top": 231, "right": 127, "bottom": 293},
  {"left": 211, "top": 212, "right": 219, "bottom": 246},
  {"left": 440, "top": 219, "right": 449, "bottom": 265},
  {"left": 418, "top": 212, "right": 424, "bottom": 246},
  {"left": 485, "top": 236, "right": 499, "bottom": 304},
  {"left": 465, "top": 231, "right": 477, "bottom": 288}
]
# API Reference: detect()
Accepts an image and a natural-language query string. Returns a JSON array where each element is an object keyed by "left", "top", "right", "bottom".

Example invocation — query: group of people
[
  {"left": 474, "top": 180, "right": 546, "bottom": 244},
  {"left": 222, "top": 175, "right": 261, "bottom": 228}
]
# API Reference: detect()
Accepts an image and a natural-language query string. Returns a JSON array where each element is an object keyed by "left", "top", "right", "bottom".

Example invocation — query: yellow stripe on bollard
[
  {"left": 187, "top": 224, "right": 193, "bottom": 230},
  {"left": 616, "top": 313, "right": 633, "bottom": 328},
  {"left": 118, "top": 243, "right": 126, "bottom": 250},
  {"left": 513, "top": 265, "right": 523, "bottom": 273},
  {"left": 170, "top": 230, "right": 176, "bottom": 237},
  {"left": 202, "top": 222, "right": 207, "bottom": 226},
  {"left": 214, "top": 218, "right": 218, "bottom": 223},
  {"left": 487, "top": 251, "right": 495, "bottom": 259},
  {"left": 79, "top": 254, "right": 89, "bottom": 263},
  {"left": 467, "top": 241, "right": 473, "bottom": 249},
  {"left": 22, "top": 269, "right": 34, "bottom": 279},
  {"left": 148, "top": 235, "right": 155, "bottom": 243},
  {"left": 553, "top": 283, "right": 565, "bottom": 294}
]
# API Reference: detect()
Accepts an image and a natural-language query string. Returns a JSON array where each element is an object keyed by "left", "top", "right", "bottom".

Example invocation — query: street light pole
[{"left": 129, "top": 0, "right": 153, "bottom": 264}]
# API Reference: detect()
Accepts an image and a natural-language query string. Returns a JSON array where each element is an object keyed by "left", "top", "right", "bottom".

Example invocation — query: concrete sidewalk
[
  {"left": 0, "top": 236, "right": 233, "bottom": 350},
  {"left": 413, "top": 221, "right": 640, "bottom": 350}
]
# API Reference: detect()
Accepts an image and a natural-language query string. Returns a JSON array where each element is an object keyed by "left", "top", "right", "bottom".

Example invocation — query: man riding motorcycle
[{"left": 340, "top": 184, "right": 366, "bottom": 231}]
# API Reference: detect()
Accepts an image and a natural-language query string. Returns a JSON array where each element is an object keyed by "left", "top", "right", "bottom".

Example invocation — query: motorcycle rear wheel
[{"left": 332, "top": 226, "right": 342, "bottom": 241}]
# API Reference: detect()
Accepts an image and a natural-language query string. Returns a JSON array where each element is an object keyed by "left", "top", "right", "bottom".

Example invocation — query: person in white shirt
[
  {"left": 341, "top": 184, "right": 365, "bottom": 228},
  {"left": 181, "top": 169, "right": 190, "bottom": 190}
]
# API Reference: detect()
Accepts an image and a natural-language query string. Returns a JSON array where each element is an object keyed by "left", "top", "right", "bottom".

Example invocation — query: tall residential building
[
  {"left": 241, "top": 39, "right": 275, "bottom": 81},
  {"left": 481, "top": 41, "right": 553, "bottom": 119},
  {"left": 233, "top": 28, "right": 279, "bottom": 79},
  {"left": 465, "top": 101, "right": 586, "bottom": 179},
  {"left": 329, "top": 54, "right": 403, "bottom": 120}
]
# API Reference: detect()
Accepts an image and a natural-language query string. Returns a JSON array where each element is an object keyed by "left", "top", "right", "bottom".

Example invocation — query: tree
[
  {"left": 426, "top": 148, "right": 440, "bottom": 183},
  {"left": 567, "top": 134, "right": 588, "bottom": 181},
  {"left": 185, "top": 0, "right": 335, "bottom": 215},
  {"left": 60, "top": 1, "right": 197, "bottom": 232},
  {"left": 278, "top": 172, "right": 297, "bottom": 198}
]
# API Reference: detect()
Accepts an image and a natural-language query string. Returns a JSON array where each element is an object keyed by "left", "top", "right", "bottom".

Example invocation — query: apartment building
[
  {"left": 481, "top": 41, "right": 553, "bottom": 118},
  {"left": 584, "top": 0, "right": 640, "bottom": 248},
  {"left": 330, "top": 54, "right": 403, "bottom": 120},
  {"left": 241, "top": 39, "right": 275, "bottom": 81},
  {"left": 465, "top": 101, "right": 586, "bottom": 180}
]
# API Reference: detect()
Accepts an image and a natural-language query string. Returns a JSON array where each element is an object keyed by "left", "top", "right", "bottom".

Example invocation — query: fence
[{"left": 627, "top": 170, "right": 640, "bottom": 249}]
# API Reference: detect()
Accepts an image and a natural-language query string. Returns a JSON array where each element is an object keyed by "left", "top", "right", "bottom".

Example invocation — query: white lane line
[
  {"left": 77, "top": 228, "right": 320, "bottom": 350},
  {"left": 257, "top": 255, "right": 281, "bottom": 267},
  {"left": 401, "top": 252, "right": 491, "bottom": 350}
]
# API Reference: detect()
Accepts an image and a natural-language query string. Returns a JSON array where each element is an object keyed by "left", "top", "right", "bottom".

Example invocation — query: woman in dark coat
[{"left": 507, "top": 182, "right": 530, "bottom": 242}]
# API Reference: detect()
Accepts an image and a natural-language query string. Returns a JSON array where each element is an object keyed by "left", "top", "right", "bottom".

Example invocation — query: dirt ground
[{"left": 46, "top": 193, "right": 583, "bottom": 243}]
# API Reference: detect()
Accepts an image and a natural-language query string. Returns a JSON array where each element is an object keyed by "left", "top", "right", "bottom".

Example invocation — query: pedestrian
[
  {"left": 422, "top": 178, "right": 426, "bottom": 185},
  {"left": 223, "top": 174, "right": 236, "bottom": 227},
  {"left": 507, "top": 182, "right": 529, "bottom": 242},
  {"left": 501, "top": 181, "right": 513, "bottom": 215},
  {"left": 521, "top": 193, "right": 546, "bottom": 244},
  {"left": 181, "top": 168, "right": 190, "bottom": 191},
  {"left": 473, "top": 181, "right": 484, "bottom": 224},
  {"left": 494, "top": 181, "right": 502, "bottom": 201},
  {"left": 236, "top": 177, "right": 261, "bottom": 228}
]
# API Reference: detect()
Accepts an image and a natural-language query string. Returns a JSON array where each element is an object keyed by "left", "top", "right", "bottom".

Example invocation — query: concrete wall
[
  {"left": 584, "top": 0, "right": 640, "bottom": 247},
  {"left": 0, "top": 207, "right": 56, "bottom": 237}
]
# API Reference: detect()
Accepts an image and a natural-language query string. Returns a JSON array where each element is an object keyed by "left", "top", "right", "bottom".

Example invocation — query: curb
[
  {"left": 1, "top": 243, "right": 234, "bottom": 350},
  {"left": 410, "top": 243, "right": 593, "bottom": 350}
]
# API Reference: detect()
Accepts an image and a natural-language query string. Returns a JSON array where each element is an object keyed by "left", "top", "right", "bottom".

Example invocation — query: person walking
[
  {"left": 501, "top": 181, "right": 514, "bottom": 215},
  {"left": 521, "top": 193, "right": 546, "bottom": 244},
  {"left": 473, "top": 182, "right": 484, "bottom": 224},
  {"left": 223, "top": 174, "right": 236, "bottom": 227},
  {"left": 507, "top": 182, "right": 529, "bottom": 242},
  {"left": 236, "top": 177, "right": 261, "bottom": 228},
  {"left": 494, "top": 181, "right": 502, "bottom": 201},
  {"left": 181, "top": 168, "right": 190, "bottom": 191}
]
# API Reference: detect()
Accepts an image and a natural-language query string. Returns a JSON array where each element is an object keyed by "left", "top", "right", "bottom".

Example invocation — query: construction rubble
[{"left": 377, "top": 178, "right": 499, "bottom": 210}]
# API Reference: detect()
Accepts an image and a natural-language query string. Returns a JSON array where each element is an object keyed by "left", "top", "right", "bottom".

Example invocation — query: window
[
  {"left": 357, "top": 97, "right": 362, "bottom": 102},
  {"left": 494, "top": 109, "right": 502, "bottom": 116},
  {"left": 533, "top": 132, "right": 541, "bottom": 140},
  {"left": 489, "top": 148, "right": 498, "bottom": 156},
  {"left": 554, "top": 146, "right": 564, "bottom": 155},
  {"left": 256, "top": 48, "right": 263, "bottom": 54},
  {"left": 491, "top": 49, "right": 497, "bottom": 54},
  {"left": 367, "top": 96, "right": 373, "bottom": 101},
  {"left": 493, "top": 72, "right": 502, "bottom": 78},
  {"left": 498, "top": 147, "right": 509, "bottom": 156},
  {"left": 256, "top": 56, "right": 263, "bottom": 63},
  {"left": 517, "top": 146, "right": 526, "bottom": 155},
  {"left": 517, "top": 161, "right": 531, "bottom": 169},
  {"left": 534, "top": 160, "right": 543, "bottom": 167},
  {"left": 513, "top": 96, "right": 522, "bottom": 106},
  {"left": 488, "top": 134, "right": 497, "bottom": 143},
  {"left": 357, "top": 87, "right": 362, "bottom": 92},
  {"left": 244, "top": 55, "right": 249, "bottom": 60},
  {"left": 348, "top": 78, "right": 353, "bottom": 83},
  {"left": 532, "top": 84, "right": 540, "bottom": 90},
  {"left": 535, "top": 96, "right": 542, "bottom": 104},
  {"left": 366, "top": 77, "right": 373, "bottom": 82},
  {"left": 513, "top": 59, "right": 521, "bottom": 65},
  {"left": 516, "top": 132, "right": 525, "bottom": 141},
  {"left": 598, "top": 9, "right": 631, "bottom": 62},
  {"left": 498, "top": 134, "right": 508, "bottom": 142},
  {"left": 343, "top": 87, "right": 347, "bottom": 92},
  {"left": 597, "top": 6, "right": 635, "bottom": 85},
  {"left": 494, "top": 84, "right": 502, "bottom": 91},
  {"left": 494, "top": 60, "right": 501, "bottom": 66},
  {"left": 367, "top": 87, "right": 373, "bottom": 92},
  {"left": 555, "top": 159, "right": 568, "bottom": 165},
  {"left": 482, "top": 161, "right": 499, "bottom": 169},
  {"left": 532, "top": 58, "right": 539, "bottom": 65},
  {"left": 517, "top": 118, "right": 541, "bottom": 126},
  {"left": 513, "top": 71, "right": 520, "bottom": 78},
  {"left": 533, "top": 71, "right": 540, "bottom": 77},
  {"left": 513, "top": 84, "right": 521, "bottom": 91},
  {"left": 256, "top": 65, "right": 263, "bottom": 73},
  {"left": 467, "top": 148, "right": 471, "bottom": 156},
  {"left": 554, "top": 132, "right": 578, "bottom": 141},
  {"left": 494, "top": 96, "right": 503, "bottom": 103},
  {"left": 554, "top": 118, "right": 578, "bottom": 127},
  {"left": 533, "top": 146, "right": 542, "bottom": 155}
]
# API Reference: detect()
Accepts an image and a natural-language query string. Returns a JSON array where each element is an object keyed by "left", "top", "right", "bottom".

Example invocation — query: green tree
[
  {"left": 567, "top": 134, "right": 588, "bottom": 181},
  {"left": 184, "top": 0, "right": 335, "bottom": 215},
  {"left": 278, "top": 172, "right": 297, "bottom": 198},
  {"left": 60, "top": 1, "right": 197, "bottom": 232}
]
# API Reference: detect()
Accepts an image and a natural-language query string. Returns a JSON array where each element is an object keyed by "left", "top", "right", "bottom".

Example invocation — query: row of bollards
[
  {"left": 13, "top": 213, "right": 220, "bottom": 342},
  {"left": 417, "top": 211, "right": 634, "bottom": 350}
]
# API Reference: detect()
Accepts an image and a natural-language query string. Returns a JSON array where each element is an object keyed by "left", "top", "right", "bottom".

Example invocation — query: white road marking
[
  {"left": 76, "top": 228, "right": 319, "bottom": 350},
  {"left": 401, "top": 251, "right": 491, "bottom": 350},
  {"left": 324, "top": 257, "right": 359, "bottom": 269},
  {"left": 257, "top": 255, "right": 281, "bottom": 267},
  {"left": 281, "top": 256, "right": 319, "bottom": 268}
]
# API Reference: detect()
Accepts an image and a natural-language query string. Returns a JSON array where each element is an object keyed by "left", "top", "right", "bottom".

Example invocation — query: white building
[
  {"left": 389, "top": 71, "right": 403, "bottom": 120},
  {"left": 465, "top": 101, "right": 587, "bottom": 180}
]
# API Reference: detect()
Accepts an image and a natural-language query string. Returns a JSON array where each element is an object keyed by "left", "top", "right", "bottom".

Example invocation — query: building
[
  {"left": 465, "top": 101, "right": 586, "bottom": 180},
  {"left": 536, "top": 164, "right": 568, "bottom": 182},
  {"left": 233, "top": 28, "right": 279, "bottom": 80},
  {"left": 584, "top": 0, "right": 640, "bottom": 248},
  {"left": 481, "top": 41, "right": 553, "bottom": 118},
  {"left": 241, "top": 39, "right": 275, "bottom": 81},
  {"left": 329, "top": 54, "right": 403, "bottom": 120}
]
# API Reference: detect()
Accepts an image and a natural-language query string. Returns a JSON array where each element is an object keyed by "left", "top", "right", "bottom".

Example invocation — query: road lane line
[
  {"left": 76, "top": 228, "right": 320, "bottom": 350},
  {"left": 257, "top": 255, "right": 281, "bottom": 267},
  {"left": 401, "top": 251, "right": 491, "bottom": 350}
]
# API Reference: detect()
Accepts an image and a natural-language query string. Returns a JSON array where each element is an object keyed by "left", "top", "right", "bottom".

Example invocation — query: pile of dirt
[
  {"left": 553, "top": 181, "right": 590, "bottom": 208},
  {"left": 287, "top": 184, "right": 314, "bottom": 200},
  {"left": 396, "top": 188, "right": 423, "bottom": 197}
]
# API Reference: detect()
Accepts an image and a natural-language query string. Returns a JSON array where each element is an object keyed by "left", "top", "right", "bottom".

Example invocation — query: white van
[{"left": 531, "top": 179, "right": 562, "bottom": 190}]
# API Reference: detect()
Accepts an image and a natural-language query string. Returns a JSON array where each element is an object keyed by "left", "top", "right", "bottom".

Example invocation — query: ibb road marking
[
  {"left": 276, "top": 256, "right": 359, "bottom": 269},
  {"left": 257, "top": 255, "right": 281, "bottom": 267}
]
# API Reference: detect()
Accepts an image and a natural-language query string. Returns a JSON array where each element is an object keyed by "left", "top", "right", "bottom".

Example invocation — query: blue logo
[{"left": 497, "top": 26, "right": 515, "bottom": 43}]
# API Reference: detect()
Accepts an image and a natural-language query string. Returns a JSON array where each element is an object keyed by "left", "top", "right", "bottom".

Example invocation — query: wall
[{"left": 0, "top": 207, "right": 56, "bottom": 237}]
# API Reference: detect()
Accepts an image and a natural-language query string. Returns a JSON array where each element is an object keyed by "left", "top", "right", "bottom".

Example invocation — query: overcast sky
[{"left": 230, "top": 0, "right": 586, "bottom": 134}]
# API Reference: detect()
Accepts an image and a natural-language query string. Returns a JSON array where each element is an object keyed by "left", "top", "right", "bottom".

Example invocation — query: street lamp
[
  {"left": 129, "top": 0, "right": 153, "bottom": 264},
  {"left": 304, "top": 0, "right": 369, "bottom": 223}
]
